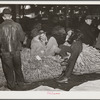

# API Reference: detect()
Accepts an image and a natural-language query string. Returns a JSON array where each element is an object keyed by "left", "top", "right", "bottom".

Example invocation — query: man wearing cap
[
  {"left": 79, "top": 15, "right": 95, "bottom": 46},
  {"left": 0, "top": 8, "right": 34, "bottom": 90}
]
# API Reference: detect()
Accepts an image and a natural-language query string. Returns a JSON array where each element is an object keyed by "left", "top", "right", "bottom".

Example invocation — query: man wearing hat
[
  {"left": 79, "top": 15, "right": 95, "bottom": 46},
  {"left": 0, "top": 8, "right": 34, "bottom": 90}
]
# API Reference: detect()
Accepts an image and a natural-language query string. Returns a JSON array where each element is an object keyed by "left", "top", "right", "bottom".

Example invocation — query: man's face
[
  {"left": 85, "top": 19, "right": 92, "bottom": 25},
  {"left": 40, "top": 33, "right": 47, "bottom": 42},
  {"left": 98, "top": 25, "right": 100, "bottom": 30},
  {"left": 67, "top": 30, "right": 73, "bottom": 36},
  {"left": 65, "top": 30, "right": 73, "bottom": 41}
]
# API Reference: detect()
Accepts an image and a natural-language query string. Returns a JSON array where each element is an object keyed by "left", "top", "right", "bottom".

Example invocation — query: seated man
[{"left": 57, "top": 30, "right": 83, "bottom": 83}]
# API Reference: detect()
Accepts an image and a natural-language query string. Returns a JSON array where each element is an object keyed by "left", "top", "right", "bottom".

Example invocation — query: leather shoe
[
  {"left": 56, "top": 76, "right": 68, "bottom": 83},
  {"left": 8, "top": 82, "right": 39, "bottom": 91}
]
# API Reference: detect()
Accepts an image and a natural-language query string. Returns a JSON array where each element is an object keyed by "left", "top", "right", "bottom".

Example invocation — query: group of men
[{"left": 0, "top": 7, "right": 100, "bottom": 90}]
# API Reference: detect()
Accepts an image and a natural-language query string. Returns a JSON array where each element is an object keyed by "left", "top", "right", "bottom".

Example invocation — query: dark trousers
[
  {"left": 64, "top": 41, "right": 82, "bottom": 78},
  {"left": 1, "top": 51, "right": 24, "bottom": 89}
]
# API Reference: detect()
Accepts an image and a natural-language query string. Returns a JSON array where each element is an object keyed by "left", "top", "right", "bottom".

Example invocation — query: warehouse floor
[{"left": 0, "top": 73, "right": 100, "bottom": 91}]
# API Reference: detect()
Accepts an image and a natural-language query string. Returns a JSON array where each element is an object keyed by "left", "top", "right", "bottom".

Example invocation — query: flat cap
[
  {"left": 85, "top": 15, "right": 92, "bottom": 20},
  {"left": 2, "top": 8, "right": 12, "bottom": 15}
]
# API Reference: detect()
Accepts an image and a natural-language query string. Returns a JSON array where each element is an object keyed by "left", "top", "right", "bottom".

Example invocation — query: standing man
[
  {"left": 79, "top": 15, "right": 95, "bottom": 46},
  {"left": 0, "top": 8, "right": 33, "bottom": 90}
]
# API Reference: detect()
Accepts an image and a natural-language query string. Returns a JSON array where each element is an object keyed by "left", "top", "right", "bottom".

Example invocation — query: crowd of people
[{"left": 0, "top": 8, "right": 100, "bottom": 91}]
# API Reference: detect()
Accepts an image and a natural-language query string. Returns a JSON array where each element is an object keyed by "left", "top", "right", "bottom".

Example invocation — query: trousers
[
  {"left": 1, "top": 51, "right": 24, "bottom": 89},
  {"left": 64, "top": 41, "right": 82, "bottom": 78}
]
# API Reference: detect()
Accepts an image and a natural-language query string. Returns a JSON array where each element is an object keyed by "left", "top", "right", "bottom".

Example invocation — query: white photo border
[{"left": 0, "top": 1, "right": 100, "bottom": 99}]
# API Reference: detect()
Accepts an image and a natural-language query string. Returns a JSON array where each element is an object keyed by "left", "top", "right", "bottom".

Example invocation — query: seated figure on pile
[
  {"left": 21, "top": 28, "right": 64, "bottom": 82},
  {"left": 57, "top": 28, "right": 100, "bottom": 83}
]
